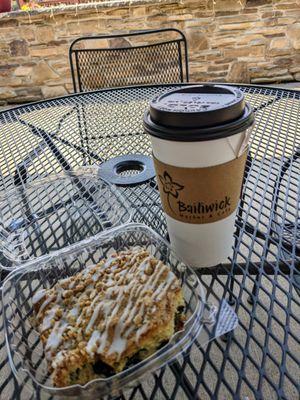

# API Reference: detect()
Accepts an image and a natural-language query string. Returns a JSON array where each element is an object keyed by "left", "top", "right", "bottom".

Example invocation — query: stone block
[
  {"left": 227, "top": 61, "right": 250, "bottom": 83},
  {"left": 68, "top": 19, "right": 105, "bottom": 35},
  {"left": 131, "top": 6, "right": 146, "bottom": 17},
  {"left": 208, "top": 64, "right": 230, "bottom": 72},
  {"left": 31, "top": 60, "right": 59, "bottom": 84},
  {"left": 261, "top": 11, "right": 283, "bottom": 19},
  {"left": 224, "top": 45, "right": 265, "bottom": 58},
  {"left": 236, "top": 34, "right": 267, "bottom": 46},
  {"left": 185, "top": 29, "right": 208, "bottom": 51},
  {"left": 0, "top": 77, "right": 23, "bottom": 87},
  {"left": 272, "top": 34, "right": 289, "bottom": 48},
  {"left": 0, "top": 63, "right": 18, "bottom": 73},
  {"left": 0, "top": 27, "right": 19, "bottom": 40},
  {"left": 109, "top": 37, "right": 131, "bottom": 49},
  {"left": 219, "top": 22, "right": 255, "bottom": 31},
  {"left": 65, "top": 83, "right": 74, "bottom": 92},
  {"left": 41, "top": 86, "right": 68, "bottom": 98},
  {"left": 252, "top": 26, "right": 286, "bottom": 35},
  {"left": 215, "top": 13, "right": 258, "bottom": 23},
  {"left": 214, "top": 57, "right": 235, "bottom": 64},
  {"left": 275, "top": 2, "right": 300, "bottom": 11},
  {"left": 184, "top": 0, "right": 211, "bottom": 10},
  {"left": 19, "top": 26, "right": 35, "bottom": 42},
  {"left": 211, "top": 36, "right": 236, "bottom": 48},
  {"left": 295, "top": 72, "right": 300, "bottom": 81},
  {"left": 249, "top": 66, "right": 290, "bottom": 78},
  {"left": 14, "top": 65, "right": 33, "bottom": 77},
  {"left": 184, "top": 18, "right": 214, "bottom": 28},
  {"left": 30, "top": 46, "right": 64, "bottom": 57},
  {"left": 213, "top": 0, "right": 247, "bottom": 12},
  {"left": 8, "top": 94, "right": 42, "bottom": 104},
  {"left": 277, "top": 17, "right": 298, "bottom": 25},
  {"left": 9, "top": 39, "right": 28, "bottom": 57},
  {"left": 215, "top": 10, "right": 239, "bottom": 17},
  {"left": 67, "top": 22, "right": 81, "bottom": 35},
  {"left": 0, "top": 18, "right": 19, "bottom": 28},
  {"left": 106, "top": 7, "right": 129, "bottom": 18},
  {"left": 287, "top": 23, "right": 300, "bottom": 49},
  {"left": 246, "top": 0, "right": 272, "bottom": 6},
  {"left": 268, "top": 36, "right": 292, "bottom": 56},
  {"left": 35, "top": 26, "right": 55, "bottom": 43},
  {"left": 290, "top": 66, "right": 300, "bottom": 73},
  {"left": 0, "top": 88, "right": 16, "bottom": 100},
  {"left": 274, "top": 57, "right": 295, "bottom": 68},
  {"left": 251, "top": 74, "right": 294, "bottom": 83}
]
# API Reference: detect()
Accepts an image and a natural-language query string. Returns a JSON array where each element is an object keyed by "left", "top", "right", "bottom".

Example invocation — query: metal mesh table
[{"left": 0, "top": 84, "right": 299, "bottom": 400}]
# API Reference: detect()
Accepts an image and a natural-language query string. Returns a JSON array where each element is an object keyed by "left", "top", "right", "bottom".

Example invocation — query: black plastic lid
[{"left": 144, "top": 85, "right": 254, "bottom": 141}]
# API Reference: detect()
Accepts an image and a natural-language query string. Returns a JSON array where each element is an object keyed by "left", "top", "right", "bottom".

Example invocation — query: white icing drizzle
[
  {"left": 68, "top": 307, "right": 79, "bottom": 319},
  {"left": 41, "top": 305, "right": 59, "bottom": 332},
  {"left": 69, "top": 280, "right": 76, "bottom": 289},
  {"left": 46, "top": 321, "right": 68, "bottom": 351},
  {"left": 82, "top": 264, "right": 96, "bottom": 277},
  {"left": 86, "top": 330, "right": 100, "bottom": 356},
  {"left": 32, "top": 289, "right": 46, "bottom": 305},
  {"left": 85, "top": 250, "right": 176, "bottom": 359},
  {"left": 56, "top": 287, "right": 63, "bottom": 303},
  {"left": 35, "top": 247, "right": 180, "bottom": 365},
  {"left": 91, "top": 270, "right": 101, "bottom": 282},
  {"left": 59, "top": 277, "right": 71, "bottom": 286},
  {"left": 52, "top": 350, "right": 65, "bottom": 368},
  {"left": 36, "top": 295, "right": 54, "bottom": 318},
  {"left": 108, "top": 325, "right": 127, "bottom": 355},
  {"left": 86, "top": 302, "right": 103, "bottom": 333},
  {"left": 106, "top": 277, "right": 115, "bottom": 287},
  {"left": 139, "top": 256, "right": 151, "bottom": 272},
  {"left": 136, "top": 324, "right": 149, "bottom": 343}
]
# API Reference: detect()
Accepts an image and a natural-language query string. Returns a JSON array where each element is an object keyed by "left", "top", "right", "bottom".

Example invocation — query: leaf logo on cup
[{"left": 159, "top": 171, "right": 184, "bottom": 212}]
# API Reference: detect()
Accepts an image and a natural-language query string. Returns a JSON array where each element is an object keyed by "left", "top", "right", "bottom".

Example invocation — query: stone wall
[{"left": 0, "top": 0, "right": 299, "bottom": 104}]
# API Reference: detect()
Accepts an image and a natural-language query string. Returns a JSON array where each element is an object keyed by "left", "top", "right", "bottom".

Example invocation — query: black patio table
[{"left": 0, "top": 84, "right": 299, "bottom": 400}]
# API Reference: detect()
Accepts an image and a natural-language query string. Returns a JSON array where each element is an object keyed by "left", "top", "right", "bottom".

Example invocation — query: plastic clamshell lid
[
  {"left": 0, "top": 169, "right": 132, "bottom": 271},
  {"left": 2, "top": 223, "right": 205, "bottom": 398}
]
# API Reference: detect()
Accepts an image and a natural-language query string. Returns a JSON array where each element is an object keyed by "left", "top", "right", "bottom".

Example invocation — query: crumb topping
[{"left": 33, "top": 247, "right": 183, "bottom": 376}]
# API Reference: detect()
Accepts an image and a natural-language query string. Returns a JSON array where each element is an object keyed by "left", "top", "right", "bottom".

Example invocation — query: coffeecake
[{"left": 32, "top": 247, "right": 185, "bottom": 387}]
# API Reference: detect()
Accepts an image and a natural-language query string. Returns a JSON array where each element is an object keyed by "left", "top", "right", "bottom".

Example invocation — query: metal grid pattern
[
  {"left": 75, "top": 43, "right": 184, "bottom": 91},
  {"left": 69, "top": 30, "right": 188, "bottom": 92},
  {"left": 0, "top": 84, "right": 299, "bottom": 399}
]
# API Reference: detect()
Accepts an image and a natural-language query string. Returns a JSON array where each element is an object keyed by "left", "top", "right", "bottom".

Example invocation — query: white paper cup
[{"left": 144, "top": 85, "right": 254, "bottom": 268}]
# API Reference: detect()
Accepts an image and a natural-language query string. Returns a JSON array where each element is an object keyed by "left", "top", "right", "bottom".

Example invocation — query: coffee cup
[{"left": 144, "top": 85, "right": 254, "bottom": 268}]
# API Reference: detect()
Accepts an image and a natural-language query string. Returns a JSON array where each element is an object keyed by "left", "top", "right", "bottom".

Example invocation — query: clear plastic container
[
  {"left": 0, "top": 169, "right": 131, "bottom": 271},
  {"left": 2, "top": 223, "right": 238, "bottom": 398}
]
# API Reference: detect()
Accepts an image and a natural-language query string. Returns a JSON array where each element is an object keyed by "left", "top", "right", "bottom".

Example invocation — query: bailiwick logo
[
  {"left": 178, "top": 197, "right": 231, "bottom": 214},
  {"left": 159, "top": 170, "right": 232, "bottom": 221}
]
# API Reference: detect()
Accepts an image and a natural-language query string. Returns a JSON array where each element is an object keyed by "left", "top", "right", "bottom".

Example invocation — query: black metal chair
[{"left": 69, "top": 29, "right": 189, "bottom": 93}]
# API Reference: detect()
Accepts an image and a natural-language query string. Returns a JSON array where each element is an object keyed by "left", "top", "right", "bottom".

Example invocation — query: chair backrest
[{"left": 69, "top": 29, "right": 189, "bottom": 93}]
